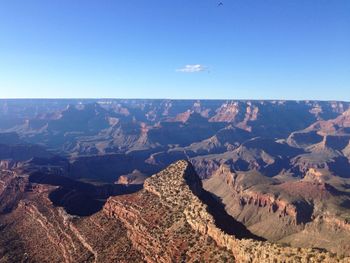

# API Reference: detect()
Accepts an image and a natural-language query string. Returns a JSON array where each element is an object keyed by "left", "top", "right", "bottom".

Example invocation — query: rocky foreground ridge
[
  {"left": 1, "top": 160, "right": 350, "bottom": 262},
  {"left": 104, "top": 160, "right": 350, "bottom": 263}
]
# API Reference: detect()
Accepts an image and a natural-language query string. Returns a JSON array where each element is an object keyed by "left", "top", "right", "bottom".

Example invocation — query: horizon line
[{"left": 0, "top": 98, "right": 349, "bottom": 103}]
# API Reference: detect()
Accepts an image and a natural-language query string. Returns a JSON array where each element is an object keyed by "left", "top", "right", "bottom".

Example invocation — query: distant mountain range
[{"left": 1, "top": 99, "right": 350, "bottom": 261}]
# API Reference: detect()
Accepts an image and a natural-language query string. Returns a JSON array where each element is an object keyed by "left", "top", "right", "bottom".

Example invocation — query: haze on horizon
[{"left": 0, "top": 0, "right": 349, "bottom": 100}]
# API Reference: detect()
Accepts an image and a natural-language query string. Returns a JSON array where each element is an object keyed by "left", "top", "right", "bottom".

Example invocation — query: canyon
[
  {"left": 1, "top": 160, "right": 349, "bottom": 262},
  {"left": 1, "top": 99, "right": 350, "bottom": 262}
]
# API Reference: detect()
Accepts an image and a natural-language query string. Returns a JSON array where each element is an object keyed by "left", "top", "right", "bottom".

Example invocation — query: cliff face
[
  {"left": 104, "top": 160, "right": 348, "bottom": 263},
  {"left": 203, "top": 164, "right": 350, "bottom": 256}
]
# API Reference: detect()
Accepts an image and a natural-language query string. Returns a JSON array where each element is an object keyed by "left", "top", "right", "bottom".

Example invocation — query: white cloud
[{"left": 176, "top": 64, "right": 207, "bottom": 73}]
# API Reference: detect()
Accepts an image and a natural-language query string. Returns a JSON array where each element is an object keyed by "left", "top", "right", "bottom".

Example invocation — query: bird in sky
[{"left": 218, "top": 2, "right": 224, "bottom": 7}]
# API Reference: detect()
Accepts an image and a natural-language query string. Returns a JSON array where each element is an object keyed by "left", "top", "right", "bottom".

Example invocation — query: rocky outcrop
[
  {"left": 115, "top": 169, "right": 146, "bottom": 185},
  {"left": 104, "top": 161, "right": 235, "bottom": 262},
  {"left": 105, "top": 160, "right": 349, "bottom": 262},
  {"left": 210, "top": 102, "right": 241, "bottom": 123},
  {"left": 236, "top": 191, "right": 301, "bottom": 222},
  {"left": 0, "top": 160, "right": 17, "bottom": 170}
]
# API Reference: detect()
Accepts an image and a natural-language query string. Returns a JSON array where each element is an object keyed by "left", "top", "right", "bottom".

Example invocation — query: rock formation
[
  {"left": 204, "top": 164, "right": 350, "bottom": 256},
  {"left": 104, "top": 160, "right": 349, "bottom": 262}
]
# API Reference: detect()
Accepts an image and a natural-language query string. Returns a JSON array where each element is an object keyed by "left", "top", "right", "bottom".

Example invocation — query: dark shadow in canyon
[
  {"left": 328, "top": 157, "right": 350, "bottom": 178},
  {"left": 199, "top": 190, "right": 266, "bottom": 241},
  {"left": 293, "top": 200, "right": 314, "bottom": 225},
  {"left": 29, "top": 171, "right": 142, "bottom": 216},
  {"left": 184, "top": 164, "right": 265, "bottom": 241}
]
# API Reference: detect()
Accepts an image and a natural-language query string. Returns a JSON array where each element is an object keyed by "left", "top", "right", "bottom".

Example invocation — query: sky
[{"left": 0, "top": 0, "right": 349, "bottom": 100}]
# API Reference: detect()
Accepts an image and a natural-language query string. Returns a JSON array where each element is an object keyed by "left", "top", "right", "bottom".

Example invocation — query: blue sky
[{"left": 0, "top": 0, "right": 349, "bottom": 100}]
